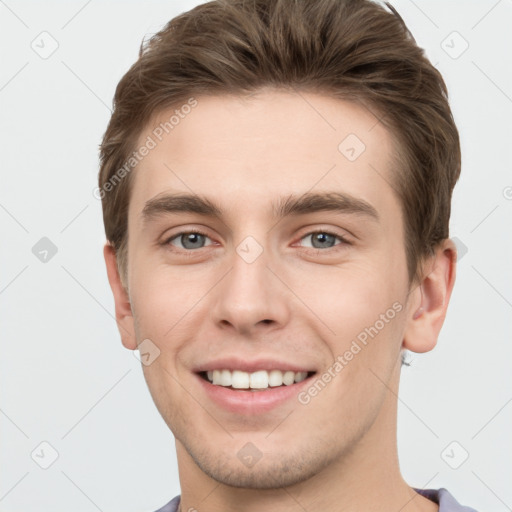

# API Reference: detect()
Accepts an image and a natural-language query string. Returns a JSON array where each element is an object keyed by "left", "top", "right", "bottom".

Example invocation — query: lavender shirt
[{"left": 154, "top": 488, "right": 479, "bottom": 511}]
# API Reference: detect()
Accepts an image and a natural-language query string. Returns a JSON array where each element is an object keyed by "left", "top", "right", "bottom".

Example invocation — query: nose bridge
[{"left": 211, "top": 233, "right": 289, "bottom": 334}]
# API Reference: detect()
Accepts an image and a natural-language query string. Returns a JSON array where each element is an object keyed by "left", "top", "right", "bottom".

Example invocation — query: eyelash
[{"left": 162, "top": 228, "right": 350, "bottom": 254}]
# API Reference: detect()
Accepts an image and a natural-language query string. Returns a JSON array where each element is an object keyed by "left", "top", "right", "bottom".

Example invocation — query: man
[{"left": 98, "top": 1, "right": 478, "bottom": 511}]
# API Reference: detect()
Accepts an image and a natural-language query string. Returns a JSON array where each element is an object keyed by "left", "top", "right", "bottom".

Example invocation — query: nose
[{"left": 211, "top": 239, "right": 290, "bottom": 337}]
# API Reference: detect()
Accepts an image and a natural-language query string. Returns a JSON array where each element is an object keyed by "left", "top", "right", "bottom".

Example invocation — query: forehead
[{"left": 129, "top": 90, "right": 400, "bottom": 225}]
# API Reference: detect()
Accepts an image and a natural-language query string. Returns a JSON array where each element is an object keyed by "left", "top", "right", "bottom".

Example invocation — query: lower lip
[{"left": 195, "top": 373, "right": 314, "bottom": 414}]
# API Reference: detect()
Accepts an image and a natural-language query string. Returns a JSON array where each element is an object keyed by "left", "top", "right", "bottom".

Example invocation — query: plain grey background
[{"left": 1, "top": 1, "right": 511, "bottom": 511}]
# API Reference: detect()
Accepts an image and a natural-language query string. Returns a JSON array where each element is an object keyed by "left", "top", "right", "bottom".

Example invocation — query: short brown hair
[{"left": 98, "top": 0, "right": 460, "bottom": 288}]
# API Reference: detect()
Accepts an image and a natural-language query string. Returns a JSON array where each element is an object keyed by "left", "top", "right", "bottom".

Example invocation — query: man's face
[{"left": 124, "top": 90, "right": 414, "bottom": 488}]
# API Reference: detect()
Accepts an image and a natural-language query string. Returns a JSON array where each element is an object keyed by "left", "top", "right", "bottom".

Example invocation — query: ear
[
  {"left": 103, "top": 243, "right": 137, "bottom": 350},
  {"left": 402, "top": 238, "right": 457, "bottom": 353}
]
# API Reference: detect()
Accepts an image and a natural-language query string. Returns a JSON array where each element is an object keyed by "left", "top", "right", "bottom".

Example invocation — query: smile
[{"left": 201, "top": 369, "right": 313, "bottom": 390}]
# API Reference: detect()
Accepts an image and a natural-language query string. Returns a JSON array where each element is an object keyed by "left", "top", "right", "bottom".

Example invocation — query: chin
[{"left": 186, "top": 443, "right": 333, "bottom": 489}]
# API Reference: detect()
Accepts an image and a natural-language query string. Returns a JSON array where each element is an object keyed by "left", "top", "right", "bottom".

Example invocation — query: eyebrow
[{"left": 141, "top": 191, "right": 379, "bottom": 224}]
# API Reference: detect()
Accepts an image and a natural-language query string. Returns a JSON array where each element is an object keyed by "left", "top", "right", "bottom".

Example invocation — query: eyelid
[
  {"left": 293, "top": 228, "right": 351, "bottom": 249},
  {"left": 164, "top": 228, "right": 215, "bottom": 249},
  {"left": 162, "top": 226, "right": 351, "bottom": 253}
]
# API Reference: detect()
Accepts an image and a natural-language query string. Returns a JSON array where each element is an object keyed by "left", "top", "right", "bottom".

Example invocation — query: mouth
[
  {"left": 192, "top": 357, "right": 318, "bottom": 413},
  {"left": 194, "top": 362, "right": 317, "bottom": 414},
  {"left": 198, "top": 369, "right": 316, "bottom": 391}
]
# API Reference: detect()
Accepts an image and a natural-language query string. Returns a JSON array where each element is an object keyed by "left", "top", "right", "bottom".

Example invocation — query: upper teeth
[{"left": 206, "top": 369, "right": 308, "bottom": 389}]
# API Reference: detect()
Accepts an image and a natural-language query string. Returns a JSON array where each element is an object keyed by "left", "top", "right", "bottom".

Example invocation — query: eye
[
  {"left": 162, "top": 228, "right": 350, "bottom": 253},
  {"left": 298, "top": 230, "right": 349, "bottom": 250},
  {"left": 165, "top": 230, "right": 213, "bottom": 250}
]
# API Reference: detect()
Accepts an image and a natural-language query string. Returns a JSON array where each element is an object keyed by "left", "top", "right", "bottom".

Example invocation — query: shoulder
[
  {"left": 414, "top": 487, "right": 479, "bottom": 512},
  {"left": 152, "top": 495, "right": 181, "bottom": 512},
  {"left": 152, "top": 490, "right": 479, "bottom": 512}
]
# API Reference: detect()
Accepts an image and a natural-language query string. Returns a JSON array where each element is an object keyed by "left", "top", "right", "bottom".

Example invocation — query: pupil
[
  {"left": 183, "top": 233, "right": 203, "bottom": 249},
  {"left": 313, "top": 233, "right": 333, "bottom": 248}
]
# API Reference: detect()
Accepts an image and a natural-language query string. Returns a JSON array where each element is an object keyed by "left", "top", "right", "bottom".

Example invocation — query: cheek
[
  {"left": 140, "top": 360, "right": 194, "bottom": 437},
  {"left": 300, "top": 258, "right": 403, "bottom": 327},
  {"left": 308, "top": 298, "right": 405, "bottom": 431},
  {"left": 130, "top": 261, "right": 205, "bottom": 336},
  {"left": 300, "top": 257, "right": 407, "bottom": 372}
]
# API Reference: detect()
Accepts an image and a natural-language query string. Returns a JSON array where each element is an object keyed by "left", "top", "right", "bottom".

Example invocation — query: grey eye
[
  {"left": 302, "top": 232, "right": 340, "bottom": 249},
  {"left": 169, "top": 232, "right": 212, "bottom": 250}
]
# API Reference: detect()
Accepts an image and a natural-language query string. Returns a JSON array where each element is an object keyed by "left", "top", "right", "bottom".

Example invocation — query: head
[{"left": 100, "top": 0, "right": 459, "bottom": 490}]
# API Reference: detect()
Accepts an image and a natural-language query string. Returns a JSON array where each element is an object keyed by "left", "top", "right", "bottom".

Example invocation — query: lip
[
  {"left": 193, "top": 357, "right": 314, "bottom": 374},
  {"left": 195, "top": 371, "right": 316, "bottom": 414}
]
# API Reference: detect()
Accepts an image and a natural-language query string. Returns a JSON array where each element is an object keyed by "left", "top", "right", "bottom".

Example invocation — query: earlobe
[
  {"left": 402, "top": 238, "right": 457, "bottom": 354},
  {"left": 103, "top": 243, "right": 137, "bottom": 350}
]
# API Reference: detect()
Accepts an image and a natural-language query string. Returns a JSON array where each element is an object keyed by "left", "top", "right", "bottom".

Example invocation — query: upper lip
[{"left": 193, "top": 357, "right": 315, "bottom": 374}]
